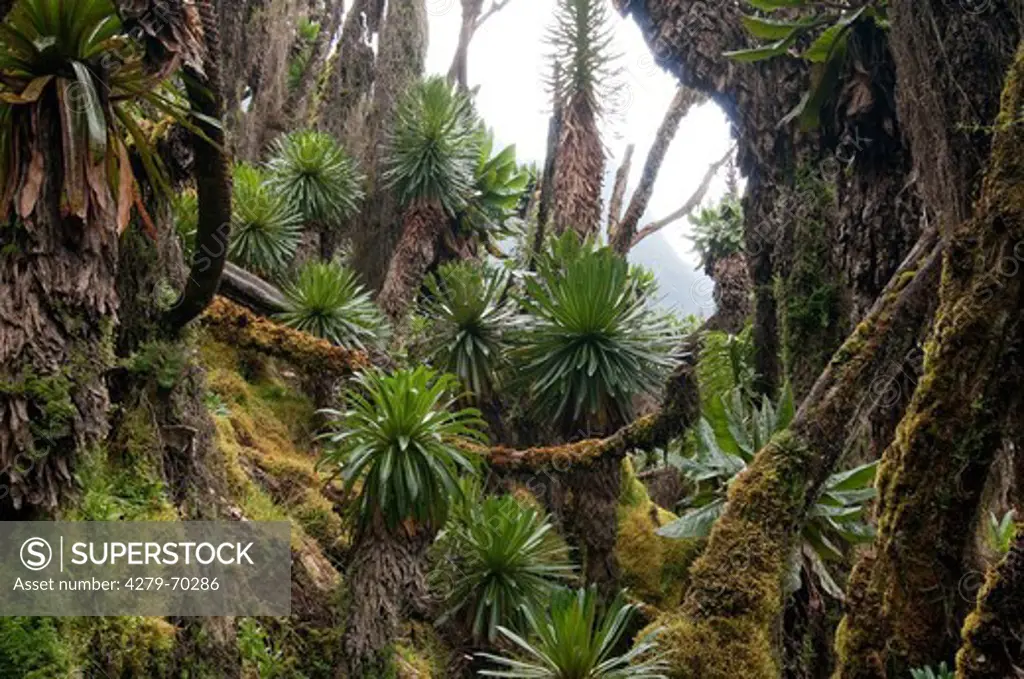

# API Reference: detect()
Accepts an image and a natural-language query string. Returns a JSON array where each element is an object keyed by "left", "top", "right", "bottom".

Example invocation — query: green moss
[
  {"left": 615, "top": 459, "right": 702, "bottom": 609},
  {"left": 0, "top": 617, "right": 74, "bottom": 678},
  {"left": 638, "top": 431, "right": 812, "bottom": 678},
  {"left": 123, "top": 340, "right": 189, "bottom": 390}
]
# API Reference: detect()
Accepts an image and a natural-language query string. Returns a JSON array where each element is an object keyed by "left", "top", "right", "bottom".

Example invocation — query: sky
[{"left": 421, "top": 0, "right": 735, "bottom": 314}]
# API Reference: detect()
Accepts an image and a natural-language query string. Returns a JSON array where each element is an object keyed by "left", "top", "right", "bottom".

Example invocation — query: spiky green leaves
[
  {"left": 319, "top": 367, "right": 487, "bottom": 532},
  {"left": 229, "top": 164, "right": 303, "bottom": 276},
  {"left": 384, "top": 77, "right": 479, "bottom": 215},
  {"left": 688, "top": 194, "right": 744, "bottom": 276},
  {"left": 437, "top": 491, "right": 574, "bottom": 644},
  {"left": 478, "top": 586, "right": 668, "bottom": 678},
  {"left": 275, "top": 261, "right": 389, "bottom": 351},
  {"left": 266, "top": 130, "right": 365, "bottom": 226},
  {"left": 545, "top": 0, "right": 619, "bottom": 115},
  {"left": 515, "top": 234, "right": 678, "bottom": 434},
  {"left": 419, "top": 262, "right": 518, "bottom": 400}
]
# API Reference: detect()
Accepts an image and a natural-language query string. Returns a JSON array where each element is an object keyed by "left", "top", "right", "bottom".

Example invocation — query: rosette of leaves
[
  {"left": 318, "top": 367, "right": 486, "bottom": 532},
  {"left": 275, "top": 261, "right": 389, "bottom": 351},
  {"left": 0, "top": 0, "right": 203, "bottom": 226},
  {"left": 418, "top": 261, "right": 518, "bottom": 400},
  {"left": 266, "top": 129, "right": 364, "bottom": 227},
  {"left": 657, "top": 384, "right": 877, "bottom": 598},
  {"left": 514, "top": 233, "right": 678, "bottom": 435},
  {"left": 725, "top": 0, "right": 887, "bottom": 128},
  {"left": 435, "top": 488, "right": 574, "bottom": 644},
  {"left": 477, "top": 585, "right": 668, "bottom": 678},
  {"left": 228, "top": 164, "right": 303, "bottom": 276}
]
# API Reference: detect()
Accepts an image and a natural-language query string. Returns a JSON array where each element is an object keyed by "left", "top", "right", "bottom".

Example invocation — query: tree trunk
[
  {"left": 349, "top": 0, "right": 428, "bottom": 292},
  {"left": 955, "top": 526, "right": 1024, "bottom": 679},
  {"left": 552, "top": 93, "right": 604, "bottom": 239},
  {"left": 610, "top": 86, "right": 702, "bottom": 254},
  {"left": 533, "top": 67, "right": 563, "bottom": 263},
  {"left": 448, "top": 0, "right": 484, "bottom": 88},
  {"left": 287, "top": 0, "right": 345, "bottom": 125},
  {"left": 648, "top": 226, "right": 941, "bottom": 678},
  {"left": 342, "top": 516, "right": 433, "bottom": 674},
  {"left": 377, "top": 201, "right": 449, "bottom": 321},
  {"left": 0, "top": 98, "right": 118, "bottom": 514}
]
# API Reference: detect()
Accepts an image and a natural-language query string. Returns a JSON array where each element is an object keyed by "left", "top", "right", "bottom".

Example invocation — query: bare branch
[
  {"left": 606, "top": 143, "right": 634, "bottom": 238},
  {"left": 629, "top": 144, "right": 733, "bottom": 250},
  {"left": 610, "top": 86, "right": 705, "bottom": 253}
]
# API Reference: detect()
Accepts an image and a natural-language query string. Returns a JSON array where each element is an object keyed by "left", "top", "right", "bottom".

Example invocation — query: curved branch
[
  {"left": 610, "top": 87, "right": 705, "bottom": 254},
  {"left": 628, "top": 145, "right": 733, "bottom": 251},
  {"left": 165, "top": 0, "right": 233, "bottom": 330}
]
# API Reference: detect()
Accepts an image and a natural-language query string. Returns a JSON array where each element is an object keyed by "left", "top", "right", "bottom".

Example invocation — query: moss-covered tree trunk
[
  {"left": 833, "top": 37, "right": 1024, "bottom": 679},
  {"left": 642, "top": 223, "right": 941, "bottom": 677},
  {"left": 955, "top": 525, "right": 1024, "bottom": 678},
  {"left": 0, "top": 99, "right": 118, "bottom": 515}
]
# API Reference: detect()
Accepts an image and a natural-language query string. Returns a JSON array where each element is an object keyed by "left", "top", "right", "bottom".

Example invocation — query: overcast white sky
[{"left": 422, "top": 0, "right": 734, "bottom": 270}]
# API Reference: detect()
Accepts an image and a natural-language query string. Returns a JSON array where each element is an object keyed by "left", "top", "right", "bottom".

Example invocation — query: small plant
[
  {"left": 436, "top": 488, "right": 574, "bottom": 644},
  {"left": 237, "top": 618, "right": 289, "bottom": 679},
  {"left": 266, "top": 130, "right": 365, "bottom": 227},
  {"left": 515, "top": 233, "right": 678, "bottom": 435},
  {"left": 459, "top": 127, "right": 532, "bottom": 239},
  {"left": 418, "top": 261, "right": 518, "bottom": 400},
  {"left": 275, "top": 261, "right": 390, "bottom": 351},
  {"left": 987, "top": 509, "right": 1018, "bottom": 555},
  {"left": 172, "top": 190, "right": 199, "bottom": 259},
  {"left": 319, "top": 367, "right": 487, "bottom": 532},
  {"left": 688, "top": 194, "right": 744, "bottom": 276},
  {"left": 657, "top": 384, "right": 876, "bottom": 598},
  {"left": 477, "top": 585, "right": 668, "bottom": 678},
  {"left": 229, "top": 164, "right": 303, "bottom": 276},
  {"left": 910, "top": 662, "right": 954, "bottom": 679}
]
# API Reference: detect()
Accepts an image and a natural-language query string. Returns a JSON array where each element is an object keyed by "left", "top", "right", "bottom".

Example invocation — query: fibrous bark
[
  {"left": 0, "top": 102, "right": 118, "bottom": 513},
  {"left": 552, "top": 94, "right": 604, "bottom": 239},
  {"left": 342, "top": 515, "right": 433, "bottom": 674},
  {"left": 834, "top": 37, "right": 1024, "bottom": 679},
  {"left": 377, "top": 201, "right": 449, "bottom": 322}
]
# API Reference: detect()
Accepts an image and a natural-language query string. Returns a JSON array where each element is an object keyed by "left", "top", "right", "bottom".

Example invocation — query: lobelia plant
[
  {"left": 514, "top": 233, "right": 678, "bottom": 436},
  {"left": 227, "top": 163, "right": 303, "bottom": 277}
]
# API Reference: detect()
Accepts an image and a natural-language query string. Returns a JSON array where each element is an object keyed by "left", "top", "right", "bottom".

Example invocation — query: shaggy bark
[
  {"left": 349, "top": 0, "right": 428, "bottom": 291},
  {"left": 377, "top": 201, "right": 450, "bottom": 322},
  {"left": 834, "top": 39, "right": 1024, "bottom": 679},
  {"left": 705, "top": 253, "right": 751, "bottom": 335},
  {"left": 955, "top": 527, "right": 1024, "bottom": 679},
  {"left": 167, "top": 0, "right": 234, "bottom": 330},
  {"left": 610, "top": 86, "right": 704, "bottom": 254},
  {"left": 342, "top": 516, "right": 433, "bottom": 674},
  {"left": 0, "top": 102, "right": 118, "bottom": 513},
  {"left": 552, "top": 94, "right": 604, "bottom": 239}
]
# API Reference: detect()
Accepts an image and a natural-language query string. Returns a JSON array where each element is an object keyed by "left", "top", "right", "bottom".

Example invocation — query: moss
[
  {"left": 636, "top": 431, "right": 811, "bottom": 679},
  {"left": 388, "top": 621, "right": 449, "bottom": 679},
  {"left": 0, "top": 617, "right": 74, "bottom": 678},
  {"left": 615, "top": 459, "right": 702, "bottom": 609},
  {"left": 201, "top": 297, "right": 369, "bottom": 378}
]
